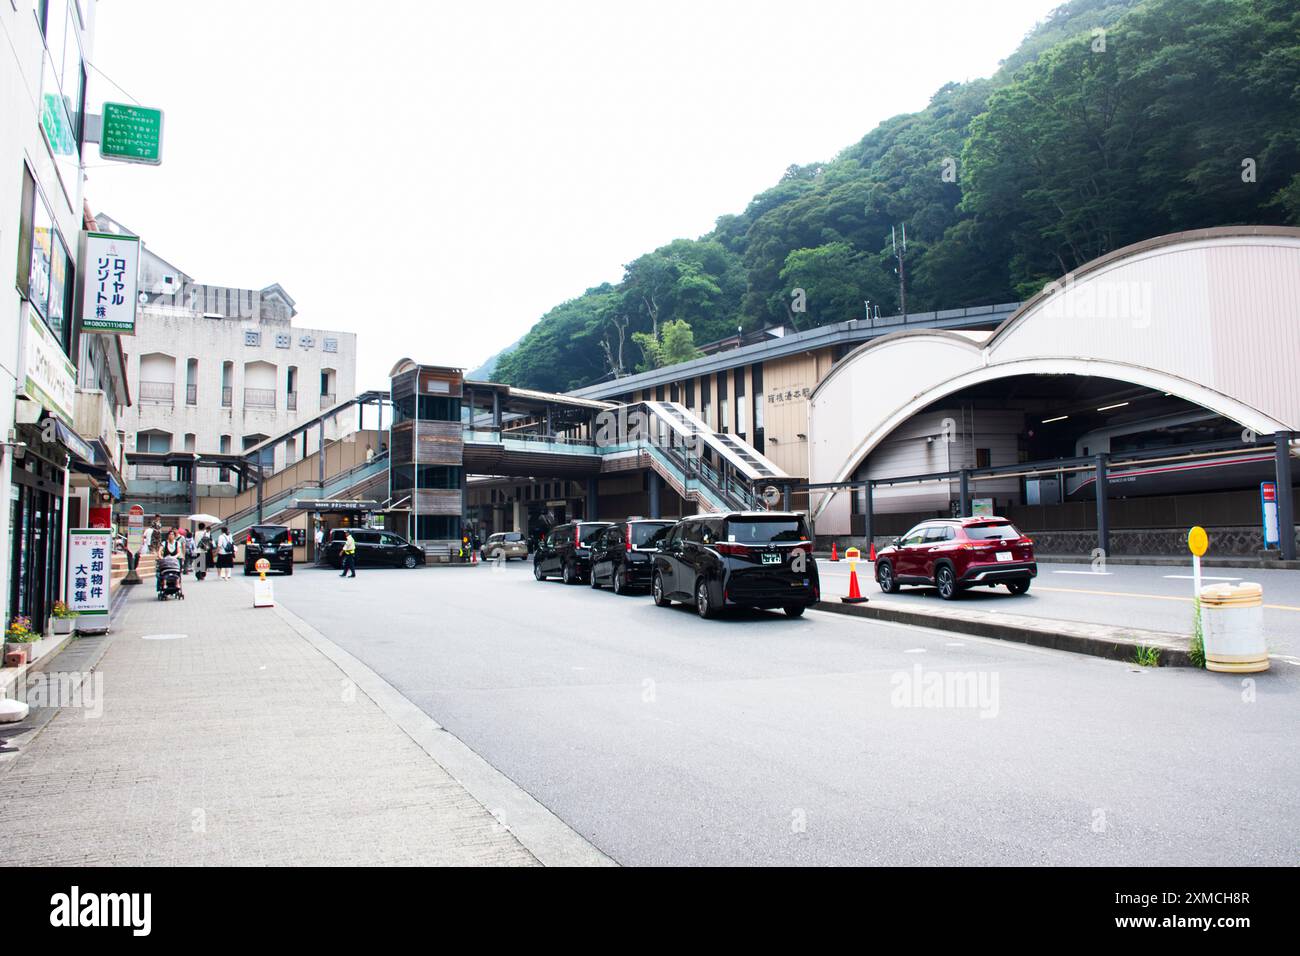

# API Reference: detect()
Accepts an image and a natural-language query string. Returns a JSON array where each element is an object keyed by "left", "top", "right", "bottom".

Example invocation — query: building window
[
  {"left": 275, "top": 333, "right": 290, "bottom": 349},
  {"left": 976, "top": 448, "right": 992, "bottom": 469},
  {"left": 244, "top": 329, "right": 260, "bottom": 347},
  {"left": 323, "top": 337, "right": 338, "bottom": 353}
]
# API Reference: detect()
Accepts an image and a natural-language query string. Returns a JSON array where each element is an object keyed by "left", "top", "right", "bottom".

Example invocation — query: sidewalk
[{"left": 0, "top": 574, "right": 540, "bottom": 866}]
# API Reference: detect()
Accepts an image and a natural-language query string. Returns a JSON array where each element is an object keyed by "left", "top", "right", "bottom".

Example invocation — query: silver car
[{"left": 482, "top": 531, "right": 529, "bottom": 561}]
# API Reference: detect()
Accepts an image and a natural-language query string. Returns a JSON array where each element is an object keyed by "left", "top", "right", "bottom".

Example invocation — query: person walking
[
  {"left": 215, "top": 527, "right": 235, "bottom": 580},
  {"left": 194, "top": 524, "right": 211, "bottom": 580},
  {"left": 340, "top": 531, "right": 357, "bottom": 578}
]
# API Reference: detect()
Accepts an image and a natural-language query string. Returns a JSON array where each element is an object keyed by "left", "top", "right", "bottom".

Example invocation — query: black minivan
[
  {"left": 651, "top": 512, "right": 819, "bottom": 618},
  {"left": 243, "top": 524, "right": 293, "bottom": 576},
  {"left": 533, "top": 520, "right": 611, "bottom": 584},
  {"left": 589, "top": 518, "right": 676, "bottom": 594},
  {"left": 324, "top": 528, "right": 426, "bottom": 569}
]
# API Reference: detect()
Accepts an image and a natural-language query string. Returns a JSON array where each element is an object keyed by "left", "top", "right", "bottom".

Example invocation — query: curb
[
  {"left": 813, "top": 600, "right": 1193, "bottom": 667},
  {"left": 263, "top": 588, "right": 617, "bottom": 867},
  {"left": 812, "top": 553, "right": 1300, "bottom": 571}
]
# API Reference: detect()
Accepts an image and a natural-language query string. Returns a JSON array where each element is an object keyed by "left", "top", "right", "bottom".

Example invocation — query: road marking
[
  {"left": 903, "top": 648, "right": 927, "bottom": 653},
  {"left": 1163, "top": 574, "right": 1241, "bottom": 581},
  {"left": 1053, "top": 570, "right": 1113, "bottom": 576},
  {"left": 1034, "top": 584, "right": 1300, "bottom": 613},
  {"left": 945, "top": 642, "right": 965, "bottom": 647}
]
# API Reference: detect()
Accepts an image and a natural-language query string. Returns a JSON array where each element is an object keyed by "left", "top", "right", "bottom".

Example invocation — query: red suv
[{"left": 874, "top": 517, "right": 1036, "bottom": 600}]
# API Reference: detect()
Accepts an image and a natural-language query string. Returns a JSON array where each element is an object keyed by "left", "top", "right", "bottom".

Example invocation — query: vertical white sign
[
  {"left": 67, "top": 528, "right": 113, "bottom": 629},
  {"left": 80, "top": 231, "right": 140, "bottom": 334}
]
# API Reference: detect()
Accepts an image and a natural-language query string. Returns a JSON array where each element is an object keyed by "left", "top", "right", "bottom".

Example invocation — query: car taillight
[
  {"left": 625, "top": 526, "right": 632, "bottom": 552},
  {"left": 716, "top": 543, "right": 750, "bottom": 557},
  {"left": 574, "top": 527, "right": 581, "bottom": 549}
]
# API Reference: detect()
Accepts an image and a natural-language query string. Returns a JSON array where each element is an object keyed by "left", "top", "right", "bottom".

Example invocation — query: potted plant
[
  {"left": 50, "top": 601, "right": 79, "bottom": 636},
  {"left": 4, "top": 615, "right": 36, "bottom": 665}
]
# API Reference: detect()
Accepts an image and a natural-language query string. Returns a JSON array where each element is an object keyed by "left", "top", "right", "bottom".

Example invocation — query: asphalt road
[
  {"left": 818, "top": 560, "right": 1300, "bottom": 659},
  {"left": 271, "top": 560, "right": 1300, "bottom": 866}
]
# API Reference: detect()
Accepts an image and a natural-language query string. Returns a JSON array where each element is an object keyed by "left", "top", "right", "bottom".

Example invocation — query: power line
[{"left": 85, "top": 59, "right": 140, "bottom": 106}]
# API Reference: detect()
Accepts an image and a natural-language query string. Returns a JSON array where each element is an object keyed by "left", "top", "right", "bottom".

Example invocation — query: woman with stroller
[{"left": 157, "top": 529, "right": 185, "bottom": 597}]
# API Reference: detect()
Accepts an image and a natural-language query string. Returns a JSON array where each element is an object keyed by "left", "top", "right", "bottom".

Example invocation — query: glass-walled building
[{"left": 389, "top": 360, "right": 464, "bottom": 548}]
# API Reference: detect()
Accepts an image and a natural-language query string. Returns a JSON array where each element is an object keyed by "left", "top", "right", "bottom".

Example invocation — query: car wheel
[
  {"left": 1007, "top": 579, "right": 1030, "bottom": 595},
  {"left": 563, "top": 562, "right": 577, "bottom": 585},
  {"left": 652, "top": 572, "right": 671, "bottom": 607},
  {"left": 936, "top": 563, "right": 959, "bottom": 600},
  {"left": 613, "top": 570, "right": 626, "bottom": 595},
  {"left": 784, "top": 605, "right": 806, "bottom": 618},
  {"left": 533, "top": 561, "right": 546, "bottom": 581},
  {"left": 403, "top": 554, "right": 418, "bottom": 569},
  {"left": 285, "top": 566, "right": 293, "bottom": 576},
  {"left": 877, "top": 561, "right": 899, "bottom": 594},
  {"left": 590, "top": 569, "right": 602, "bottom": 589},
  {"left": 695, "top": 578, "right": 715, "bottom": 619},
  {"left": 243, "top": 565, "right": 253, "bottom": 576}
]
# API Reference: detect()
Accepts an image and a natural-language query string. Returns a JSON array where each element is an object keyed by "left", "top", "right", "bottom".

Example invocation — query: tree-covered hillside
[{"left": 494, "top": 0, "right": 1300, "bottom": 392}]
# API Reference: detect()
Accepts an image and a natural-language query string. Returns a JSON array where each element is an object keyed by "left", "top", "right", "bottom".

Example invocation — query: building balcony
[
  {"left": 287, "top": 391, "right": 298, "bottom": 411},
  {"left": 320, "top": 392, "right": 336, "bottom": 409},
  {"left": 245, "top": 387, "right": 276, "bottom": 409},
  {"left": 135, "top": 463, "right": 172, "bottom": 480},
  {"left": 139, "top": 380, "right": 174, "bottom": 405},
  {"left": 221, "top": 386, "right": 233, "bottom": 407},
  {"left": 73, "top": 388, "right": 122, "bottom": 470},
  {"left": 186, "top": 384, "right": 197, "bottom": 405}
]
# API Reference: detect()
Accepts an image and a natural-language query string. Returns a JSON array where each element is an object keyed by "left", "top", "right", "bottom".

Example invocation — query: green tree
[{"left": 632, "top": 320, "right": 703, "bottom": 372}]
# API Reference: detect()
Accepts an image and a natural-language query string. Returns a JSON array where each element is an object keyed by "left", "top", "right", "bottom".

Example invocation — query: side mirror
[{"left": 893, "top": 538, "right": 902, "bottom": 548}]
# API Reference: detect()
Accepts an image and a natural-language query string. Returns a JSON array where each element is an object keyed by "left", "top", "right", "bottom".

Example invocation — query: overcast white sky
[{"left": 88, "top": 0, "right": 1059, "bottom": 389}]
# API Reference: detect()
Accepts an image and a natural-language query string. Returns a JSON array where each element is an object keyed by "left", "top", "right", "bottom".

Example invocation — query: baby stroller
[{"left": 156, "top": 555, "right": 184, "bottom": 600}]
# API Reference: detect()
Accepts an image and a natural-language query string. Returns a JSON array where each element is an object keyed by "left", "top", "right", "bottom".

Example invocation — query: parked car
[
  {"left": 243, "top": 524, "right": 293, "bottom": 576},
  {"left": 533, "top": 521, "right": 611, "bottom": 584},
  {"left": 324, "top": 528, "right": 426, "bottom": 569},
  {"left": 651, "top": 512, "right": 819, "bottom": 618},
  {"left": 481, "top": 531, "right": 529, "bottom": 562},
  {"left": 589, "top": 519, "right": 676, "bottom": 594},
  {"left": 873, "top": 516, "right": 1036, "bottom": 600}
]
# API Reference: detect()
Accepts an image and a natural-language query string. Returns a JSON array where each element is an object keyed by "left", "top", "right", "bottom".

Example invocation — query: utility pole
[{"left": 892, "top": 223, "right": 908, "bottom": 320}]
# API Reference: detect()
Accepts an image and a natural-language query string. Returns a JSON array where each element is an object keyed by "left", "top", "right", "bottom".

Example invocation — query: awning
[{"left": 53, "top": 418, "right": 96, "bottom": 465}]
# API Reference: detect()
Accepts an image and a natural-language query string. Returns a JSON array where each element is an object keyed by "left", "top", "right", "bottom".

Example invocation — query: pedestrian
[
  {"left": 194, "top": 524, "right": 211, "bottom": 580},
  {"left": 215, "top": 526, "right": 235, "bottom": 580},
  {"left": 365, "top": 446, "right": 375, "bottom": 465},
  {"left": 315, "top": 523, "right": 325, "bottom": 557},
  {"left": 141, "top": 523, "right": 154, "bottom": 554},
  {"left": 340, "top": 531, "right": 357, "bottom": 578}
]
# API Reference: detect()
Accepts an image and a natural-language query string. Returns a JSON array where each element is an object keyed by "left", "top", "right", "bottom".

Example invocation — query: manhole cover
[{"left": 141, "top": 633, "right": 188, "bottom": 641}]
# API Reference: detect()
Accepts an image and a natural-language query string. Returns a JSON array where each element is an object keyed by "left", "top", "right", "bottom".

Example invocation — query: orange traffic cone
[
  {"left": 840, "top": 547, "right": 868, "bottom": 604},
  {"left": 831, "top": 541, "right": 839, "bottom": 562},
  {"left": 471, "top": 548, "right": 478, "bottom": 565},
  {"left": 868, "top": 541, "right": 876, "bottom": 562}
]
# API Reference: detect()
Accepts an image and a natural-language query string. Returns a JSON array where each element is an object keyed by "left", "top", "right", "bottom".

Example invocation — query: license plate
[
  {"left": 762, "top": 553, "right": 781, "bottom": 565},
  {"left": 996, "top": 551, "right": 1013, "bottom": 562}
]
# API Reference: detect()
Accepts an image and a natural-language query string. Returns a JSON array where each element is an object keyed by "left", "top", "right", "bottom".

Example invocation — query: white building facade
[
  {"left": 105, "top": 221, "right": 357, "bottom": 501},
  {"left": 2, "top": 0, "right": 132, "bottom": 630}
]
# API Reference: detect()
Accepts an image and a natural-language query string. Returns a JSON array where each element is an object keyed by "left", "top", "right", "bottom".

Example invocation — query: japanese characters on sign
[
  {"left": 100, "top": 102, "right": 165, "bottom": 165},
  {"left": 766, "top": 386, "right": 811, "bottom": 404},
  {"left": 67, "top": 528, "right": 113, "bottom": 624},
  {"left": 80, "top": 231, "right": 140, "bottom": 334}
]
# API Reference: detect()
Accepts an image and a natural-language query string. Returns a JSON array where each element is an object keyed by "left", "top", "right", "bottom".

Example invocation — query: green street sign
[{"left": 100, "top": 102, "right": 164, "bottom": 165}]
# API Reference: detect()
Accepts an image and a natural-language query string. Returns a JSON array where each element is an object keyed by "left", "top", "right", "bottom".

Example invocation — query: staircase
[{"left": 220, "top": 453, "right": 391, "bottom": 535}]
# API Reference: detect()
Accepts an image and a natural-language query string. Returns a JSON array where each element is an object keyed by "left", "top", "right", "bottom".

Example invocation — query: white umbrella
[{"left": 188, "top": 513, "right": 222, "bottom": 525}]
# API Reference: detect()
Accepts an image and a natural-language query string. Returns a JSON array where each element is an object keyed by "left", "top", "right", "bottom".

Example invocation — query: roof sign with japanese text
[
  {"left": 80, "top": 231, "right": 140, "bottom": 334},
  {"left": 100, "top": 102, "right": 164, "bottom": 165}
]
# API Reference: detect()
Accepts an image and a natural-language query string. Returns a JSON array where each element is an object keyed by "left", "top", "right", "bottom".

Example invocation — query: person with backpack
[
  {"left": 194, "top": 524, "right": 212, "bottom": 580},
  {"left": 215, "top": 527, "right": 235, "bottom": 580}
]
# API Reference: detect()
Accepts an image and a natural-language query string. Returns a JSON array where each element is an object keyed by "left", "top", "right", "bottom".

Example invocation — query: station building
[{"left": 575, "top": 226, "right": 1300, "bottom": 558}]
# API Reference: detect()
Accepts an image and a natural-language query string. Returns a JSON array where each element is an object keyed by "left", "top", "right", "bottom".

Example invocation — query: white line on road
[
  {"left": 903, "top": 648, "right": 927, "bottom": 654},
  {"left": 1163, "top": 574, "right": 1242, "bottom": 581},
  {"left": 1052, "top": 570, "right": 1113, "bottom": 576}
]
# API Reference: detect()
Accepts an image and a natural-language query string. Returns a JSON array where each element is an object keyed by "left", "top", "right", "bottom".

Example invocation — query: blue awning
[{"left": 53, "top": 418, "right": 97, "bottom": 465}]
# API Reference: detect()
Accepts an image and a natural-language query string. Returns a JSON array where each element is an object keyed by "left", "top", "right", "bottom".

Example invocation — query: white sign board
[
  {"left": 971, "top": 497, "right": 995, "bottom": 517},
  {"left": 80, "top": 231, "right": 140, "bottom": 334},
  {"left": 18, "top": 307, "right": 76, "bottom": 425},
  {"left": 67, "top": 528, "right": 113, "bottom": 629}
]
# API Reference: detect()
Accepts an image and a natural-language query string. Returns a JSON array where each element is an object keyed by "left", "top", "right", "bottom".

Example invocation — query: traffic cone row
[{"left": 830, "top": 541, "right": 839, "bottom": 562}]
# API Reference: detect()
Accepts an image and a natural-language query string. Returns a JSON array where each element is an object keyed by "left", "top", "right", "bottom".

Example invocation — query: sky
[{"left": 87, "top": 0, "right": 1061, "bottom": 390}]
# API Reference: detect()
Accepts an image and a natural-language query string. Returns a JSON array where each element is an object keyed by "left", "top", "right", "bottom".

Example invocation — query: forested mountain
[{"left": 493, "top": 0, "right": 1300, "bottom": 392}]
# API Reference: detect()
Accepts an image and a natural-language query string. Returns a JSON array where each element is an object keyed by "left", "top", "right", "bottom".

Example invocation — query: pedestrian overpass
[{"left": 125, "top": 384, "right": 788, "bottom": 539}]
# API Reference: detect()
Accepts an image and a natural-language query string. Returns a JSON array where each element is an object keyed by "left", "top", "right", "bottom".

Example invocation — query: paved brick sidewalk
[{"left": 0, "top": 575, "right": 538, "bottom": 866}]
